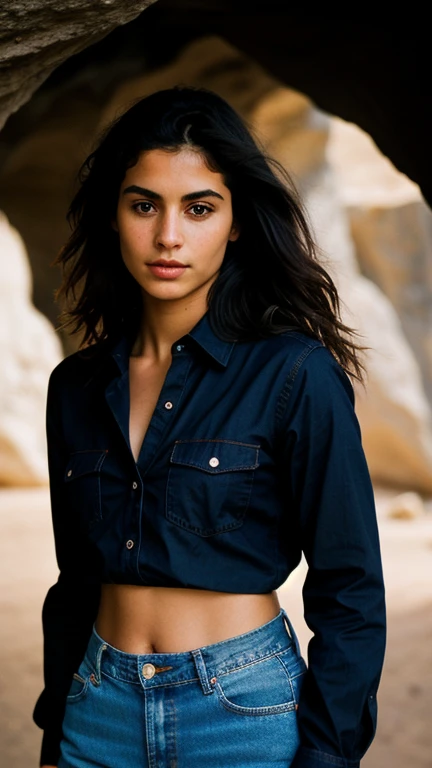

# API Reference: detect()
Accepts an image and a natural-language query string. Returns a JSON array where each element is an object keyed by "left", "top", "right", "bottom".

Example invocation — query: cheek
[
  {"left": 193, "top": 219, "right": 234, "bottom": 258},
  {"left": 118, "top": 219, "right": 151, "bottom": 253}
]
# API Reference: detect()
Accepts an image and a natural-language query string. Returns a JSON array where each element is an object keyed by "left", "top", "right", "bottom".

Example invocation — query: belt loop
[
  {"left": 191, "top": 649, "right": 213, "bottom": 695},
  {"left": 92, "top": 641, "right": 107, "bottom": 686},
  {"left": 280, "top": 608, "right": 302, "bottom": 658}
]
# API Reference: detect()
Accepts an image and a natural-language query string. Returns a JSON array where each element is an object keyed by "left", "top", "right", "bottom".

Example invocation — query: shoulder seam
[{"left": 274, "top": 343, "right": 326, "bottom": 433}]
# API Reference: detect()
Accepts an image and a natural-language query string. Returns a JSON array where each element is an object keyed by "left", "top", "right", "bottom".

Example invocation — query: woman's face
[{"left": 114, "top": 147, "right": 239, "bottom": 306}]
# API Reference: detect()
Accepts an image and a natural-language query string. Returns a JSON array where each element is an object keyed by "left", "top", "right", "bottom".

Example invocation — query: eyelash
[{"left": 132, "top": 202, "right": 213, "bottom": 217}]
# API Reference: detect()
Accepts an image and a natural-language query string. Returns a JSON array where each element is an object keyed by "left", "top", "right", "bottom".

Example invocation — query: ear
[
  {"left": 228, "top": 220, "right": 241, "bottom": 241},
  {"left": 111, "top": 217, "right": 119, "bottom": 233}
]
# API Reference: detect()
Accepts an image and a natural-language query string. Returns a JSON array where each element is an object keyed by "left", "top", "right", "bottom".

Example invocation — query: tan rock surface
[
  {"left": 0, "top": 212, "right": 62, "bottom": 485},
  {"left": 3, "top": 33, "right": 432, "bottom": 497},
  {"left": 0, "top": 0, "right": 157, "bottom": 130},
  {"left": 327, "top": 117, "right": 432, "bottom": 405},
  {"left": 98, "top": 36, "right": 432, "bottom": 495}
]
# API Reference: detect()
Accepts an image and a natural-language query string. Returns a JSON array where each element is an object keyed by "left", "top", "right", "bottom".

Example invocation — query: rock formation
[
  {"left": 100, "top": 35, "right": 432, "bottom": 494},
  {"left": 0, "top": 212, "right": 63, "bottom": 485},
  {"left": 1, "top": 31, "right": 432, "bottom": 494},
  {"left": 0, "top": 0, "right": 157, "bottom": 130}
]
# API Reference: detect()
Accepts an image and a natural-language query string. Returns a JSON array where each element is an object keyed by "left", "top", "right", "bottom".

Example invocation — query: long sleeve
[
  {"left": 277, "top": 345, "right": 386, "bottom": 768},
  {"left": 33, "top": 368, "right": 101, "bottom": 767}
]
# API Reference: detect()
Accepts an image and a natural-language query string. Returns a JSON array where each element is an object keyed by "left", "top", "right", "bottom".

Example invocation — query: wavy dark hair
[{"left": 55, "top": 85, "right": 366, "bottom": 382}]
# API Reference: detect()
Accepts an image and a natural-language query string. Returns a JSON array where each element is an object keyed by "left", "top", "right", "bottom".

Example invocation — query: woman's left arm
[{"left": 277, "top": 345, "right": 386, "bottom": 768}]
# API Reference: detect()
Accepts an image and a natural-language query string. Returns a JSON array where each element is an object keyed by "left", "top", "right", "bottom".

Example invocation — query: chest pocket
[
  {"left": 166, "top": 439, "right": 260, "bottom": 537},
  {"left": 64, "top": 449, "right": 108, "bottom": 531}
]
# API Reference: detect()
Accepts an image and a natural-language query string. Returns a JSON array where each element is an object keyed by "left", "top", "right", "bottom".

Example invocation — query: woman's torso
[
  {"left": 53, "top": 318, "right": 320, "bottom": 643},
  {"left": 95, "top": 352, "right": 280, "bottom": 653}
]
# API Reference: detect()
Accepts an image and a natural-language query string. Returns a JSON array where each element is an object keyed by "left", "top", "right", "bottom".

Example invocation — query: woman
[{"left": 34, "top": 85, "right": 386, "bottom": 768}]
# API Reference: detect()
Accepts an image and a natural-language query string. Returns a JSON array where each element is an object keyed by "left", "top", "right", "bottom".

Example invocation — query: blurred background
[{"left": 1, "top": 3, "right": 431, "bottom": 766}]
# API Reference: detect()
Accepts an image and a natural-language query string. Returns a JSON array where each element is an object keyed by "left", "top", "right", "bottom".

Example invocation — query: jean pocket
[
  {"left": 166, "top": 439, "right": 259, "bottom": 537},
  {"left": 66, "top": 672, "right": 89, "bottom": 703},
  {"left": 211, "top": 651, "right": 299, "bottom": 716},
  {"left": 275, "top": 646, "right": 307, "bottom": 706},
  {"left": 65, "top": 653, "right": 94, "bottom": 704},
  {"left": 64, "top": 449, "right": 108, "bottom": 531}
]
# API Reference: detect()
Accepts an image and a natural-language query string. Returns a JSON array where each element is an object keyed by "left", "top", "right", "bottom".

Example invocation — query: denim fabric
[
  {"left": 34, "top": 310, "right": 386, "bottom": 767},
  {"left": 58, "top": 609, "right": 305, "bottom": 768}
]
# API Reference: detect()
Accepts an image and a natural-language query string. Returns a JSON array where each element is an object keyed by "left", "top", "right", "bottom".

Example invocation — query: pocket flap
[
  {"left": 65, "top": 449, "right": 108, "bottom": 481},
  {"left": 170, "top": 440, "right": 259, "bottom": 473}
]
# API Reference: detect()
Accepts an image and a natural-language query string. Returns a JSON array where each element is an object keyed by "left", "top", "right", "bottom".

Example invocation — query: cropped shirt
[{"left": 33, "top": 311, "right": 386, "bottom": 768}]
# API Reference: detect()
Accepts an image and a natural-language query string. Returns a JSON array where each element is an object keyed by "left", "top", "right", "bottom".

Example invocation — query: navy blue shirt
[{"left": 33, "top": 311, "right": 386, "bottom": 767}]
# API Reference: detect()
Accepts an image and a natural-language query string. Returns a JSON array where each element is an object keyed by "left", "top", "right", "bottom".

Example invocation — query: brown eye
[
  {"left": 132, "top": 202, "right": 154, "bottom": 214},
  {"left": 189, "top": 204, "right": 212, "bottom": 216}
]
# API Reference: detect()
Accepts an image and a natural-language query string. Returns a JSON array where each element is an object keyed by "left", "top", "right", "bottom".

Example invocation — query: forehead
[{"left": 121, "top": 148, "right": 226, "bottom": 189}]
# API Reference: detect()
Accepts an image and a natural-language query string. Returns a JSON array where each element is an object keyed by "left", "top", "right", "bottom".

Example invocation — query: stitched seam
[
  {"left": 101, "top": 670, "right": 200, "bottom": 689},
  {"left": 274, "top": 344, "right": 323, "bottom": 435},
  {"left": 169, "top": 460, "right": 259, "bottom": 472},
  {"left": 215, "top": 649, "right": 284, "bottom": 677},
  {"left": 214, "top": 681, "right": 296, "bottom": 715},
  {"left": 165, "top": 509, "right": 246, "bottom": 537},
  {"left": 289, "top": 669, "right": 307, "bottom": 682},
  {"left": 170, "top": 442, "right": 260, "bottom": 472},
  {"left": 173, "top": 439, "right": 260, "bottom": 448},
  {"left": 275, "top": 654, "right": 296, "bottom": 700},
  {"left": 66, "top": 679, "right": 89, "bottom": 701}
]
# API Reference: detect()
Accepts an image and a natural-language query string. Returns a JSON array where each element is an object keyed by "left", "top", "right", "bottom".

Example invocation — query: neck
[{"left": 131, "top": 292, "right": 208, "bottom": 362}]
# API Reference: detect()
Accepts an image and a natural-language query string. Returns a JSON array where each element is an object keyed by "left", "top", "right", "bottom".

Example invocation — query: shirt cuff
[
  {"left": 39, "top": 725, "right": 62, "bottom": 767},
  {"left": 291, "top": 746, "right": 360, "bottom": 768}
]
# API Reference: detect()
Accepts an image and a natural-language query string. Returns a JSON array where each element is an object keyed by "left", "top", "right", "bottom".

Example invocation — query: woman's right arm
[{"left": 33, "top": 368, "right": 101, "bottom": 767}]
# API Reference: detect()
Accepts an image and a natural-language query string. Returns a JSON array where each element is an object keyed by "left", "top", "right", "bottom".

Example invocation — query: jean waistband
[{"left": 85, "top": 607, "right": 301, "bottom": 694}]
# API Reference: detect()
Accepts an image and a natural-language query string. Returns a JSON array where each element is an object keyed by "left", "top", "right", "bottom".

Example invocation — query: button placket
[{"left": 135, "top": 351, "right": 192, "bottom": 474}]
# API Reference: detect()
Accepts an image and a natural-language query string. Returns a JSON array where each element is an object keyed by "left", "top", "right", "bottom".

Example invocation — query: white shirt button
[
  {"left": 176, "top": 344, "right": 183, "bottom": 352},
  {"left": 209, "top": 457, "right": 220, "bottom": 468},
  {"left": 132, "top": 481, "right": 138, "bottom": 490},
  {"left": 67, "top": 469, "right": 72, "bottom": 477},
  {"left": 126, "top": 540, "right": 134, "bottom": 550},
  {"left": 164, "top": 401, "right": 173, "bottom": 410}
]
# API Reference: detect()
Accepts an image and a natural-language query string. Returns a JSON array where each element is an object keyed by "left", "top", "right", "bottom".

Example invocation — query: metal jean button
[{"left": 142, "top": 663, "right": 156, "bottom": 679}]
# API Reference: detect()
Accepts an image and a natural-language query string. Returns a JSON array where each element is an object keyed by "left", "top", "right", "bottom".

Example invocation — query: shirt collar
[{"left": 109, "top": 311, "right": 236, "bottom": 374}]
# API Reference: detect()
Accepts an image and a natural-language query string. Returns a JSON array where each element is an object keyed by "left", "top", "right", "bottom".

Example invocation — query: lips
[
  {"left": 148, "top": 260, "right": 187, "bottom": 267},
  {"left": 147, "top": 260, "right": 189, "bottom": 280}
]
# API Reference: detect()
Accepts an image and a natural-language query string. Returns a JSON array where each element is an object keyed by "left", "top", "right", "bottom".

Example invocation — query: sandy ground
[{"left": 1, "top": 486, "right": 431, "bottom": 767}]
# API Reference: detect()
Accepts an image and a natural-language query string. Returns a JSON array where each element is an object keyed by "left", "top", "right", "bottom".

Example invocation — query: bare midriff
[
  {"left": 95, "top": 353, "right": 280, "bottom": 654},
  {"left": 95, "top": 585, "right": 281, "bottom": 654}
]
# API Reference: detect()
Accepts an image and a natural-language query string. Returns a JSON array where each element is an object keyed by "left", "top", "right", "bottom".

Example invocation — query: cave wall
[
  {"left": 1, "top": 6, "right": 432, "bottom": 494},
  {"left": 0, "top": 0, "right": 157, "bottom": 130}
]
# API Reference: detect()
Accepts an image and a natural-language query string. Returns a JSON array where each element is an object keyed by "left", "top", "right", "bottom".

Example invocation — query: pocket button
[{"left": 209, "top": 457, "right": 219, "bottom": 467}]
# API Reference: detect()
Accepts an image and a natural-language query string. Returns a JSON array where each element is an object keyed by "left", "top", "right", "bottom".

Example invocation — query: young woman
[{"left": 34, "top": 85, "right": 386, "bottom": 768}]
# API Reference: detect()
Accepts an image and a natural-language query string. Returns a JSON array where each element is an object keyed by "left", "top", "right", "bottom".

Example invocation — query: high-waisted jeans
[{"left": 58, "top": 607, "right": 306, "bottom": 768}]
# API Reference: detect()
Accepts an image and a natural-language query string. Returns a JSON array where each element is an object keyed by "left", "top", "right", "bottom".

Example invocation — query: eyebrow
[{"left": 122, "top": 185, "right": 224, "bottom": 202}]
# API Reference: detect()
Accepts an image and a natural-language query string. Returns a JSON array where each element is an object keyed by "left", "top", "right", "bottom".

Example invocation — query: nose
[{"left": 155, "top": 210, "right": 184, "bottom": 250}]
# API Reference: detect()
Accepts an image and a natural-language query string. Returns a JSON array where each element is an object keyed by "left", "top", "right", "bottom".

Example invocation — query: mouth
[
  {"left": 146, "top": 260, "right": 189, "bottom": 280},
  {"left": 148, "top": 259, "right": 188, "bottom": 267}
]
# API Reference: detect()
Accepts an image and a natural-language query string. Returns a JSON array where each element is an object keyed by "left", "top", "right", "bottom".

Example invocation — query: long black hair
[{"left": 55, "top": 85, "right": 366, "bottom": 382}]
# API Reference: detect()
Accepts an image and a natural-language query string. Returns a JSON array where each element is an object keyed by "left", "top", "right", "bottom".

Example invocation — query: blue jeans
[{"left": 58, "top": 607, "right": 306, "bottom": 767}]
